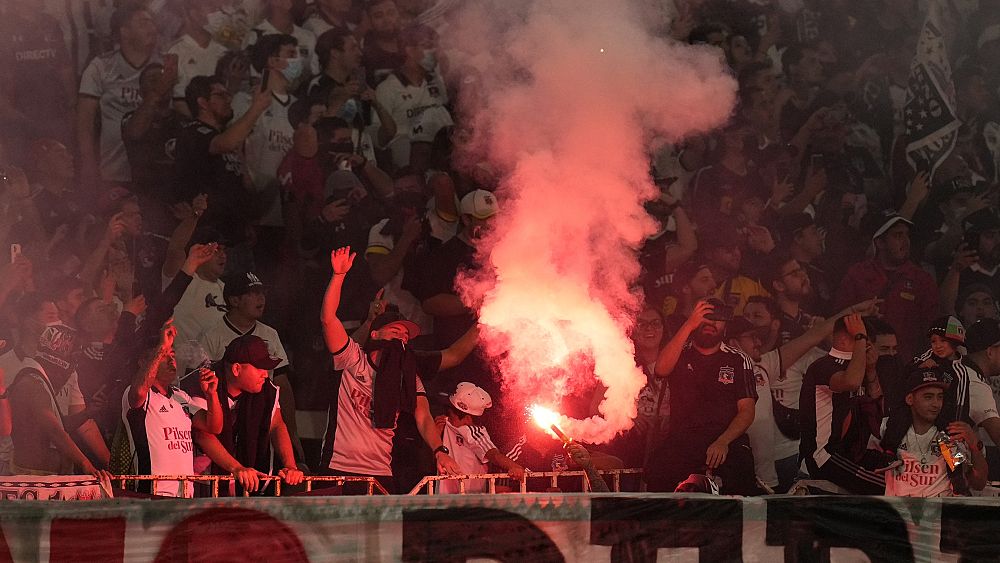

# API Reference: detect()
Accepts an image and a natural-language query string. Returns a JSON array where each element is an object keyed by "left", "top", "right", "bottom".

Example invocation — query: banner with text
[{"left": 0, "top": 493, "right": 999, "bottom": 561}]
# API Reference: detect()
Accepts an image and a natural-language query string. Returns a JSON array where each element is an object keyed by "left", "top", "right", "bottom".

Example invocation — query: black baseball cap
[
  {"left": 222, "top": 334, "right": 282, "bottom": 370},
  {"left": 186, "top": 227, "right": 229, "bottom": 250},
  {"left": 370, "top": 310, "right": 421, "bottom": 339},
  {"left": 904, "top": 368, "right": 951, "bottom": 395},
  {"left": 962, "top": 208, "right": 1000, "bottom": 235},
  {"left": 776, "top": 212, "right": 815, "bottom": 244},
  {"left": 967, "top": 318, "right": 1000, "bottom": 353},
  {"left": 222, "top": 271, "right": 265, "bottom": 300}
]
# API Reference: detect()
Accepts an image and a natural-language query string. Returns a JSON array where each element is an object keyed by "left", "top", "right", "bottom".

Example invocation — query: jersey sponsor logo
[
  {"left": 15, "top": 49, "right": 57, "bottom": 61},
  {"left": 718, "top": 366, "right": 735, "bottom": 385},
  {"left": 162, "top": 426, "right": 194, "bottom": 453}
]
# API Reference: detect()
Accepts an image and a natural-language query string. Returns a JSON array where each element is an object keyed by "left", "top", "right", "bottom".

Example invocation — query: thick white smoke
[{"left": 448, "top": 0, "right": 737, "bottom": 443}]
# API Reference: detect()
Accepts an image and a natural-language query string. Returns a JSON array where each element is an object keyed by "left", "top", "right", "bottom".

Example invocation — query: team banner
[
  {"left": 0, "top": 493, "right": 999, "bottom": 561},
  {"left": 0, "top": 475, "right": 110, "bottom": 502}
]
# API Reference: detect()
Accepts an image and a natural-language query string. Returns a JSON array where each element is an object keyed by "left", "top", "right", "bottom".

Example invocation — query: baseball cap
[
  {"left": 324, "top": 169, "right": 365, "bottom": 202},
  {"left": 776, "top": 212, "right": 815, "bottom": 244},
  {"left": 449, "top": 382, "right": 493, "bottom": 416},
  {"left": 370, "top": 310, "right": 422, "bottom": 340},
  {"left": 957, "top": 283, "right": 995, "bottom": 307},
  {"left": 927, "top": 315, "right": 966, "bottom": 345},
  {"left": 222, "top": 334, "right": 282, "bottom": 370},
  {"left": 187, "top": 227, "right": 229, "bottom": 249},
  {"left": 704, "top": 298, "right": 733, "bottom": 322},
  {"left": 459, "top": 190, "right": 499, "bottom": 219},
  {"left": 966, "top": 318, "right": 1000, "bottom": 353},
  {"left": 962, "top": 208, "right": 1000, "bottom": 235},
  {"left": 904, "top": 368, "right": 951, "bottom": 395},
  {"left": 866, "top": 211, "right": 913, "bottom": 241},
  {"left": 222, "top": 271, "right": 265, "bottom": 301},
  {"left": 36, "top": 323, "right": 78, "bottom": 372},
  {"left": 724, "top": 316, "right": 756, "bottom": 340}
]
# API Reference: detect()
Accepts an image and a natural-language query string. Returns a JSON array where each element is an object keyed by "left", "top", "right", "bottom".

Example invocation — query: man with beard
[
  {"left": 764, "top": 252, "right": 815, "bottom": 346},
  {"left": 647, "top": 299, "right": 759, "bottom": 494},
  {"left": 174, "top": 75, "right": 272, "bottom": 245},
  {"left": 836, "top": 213, "right": 939, "bottom": 359}
]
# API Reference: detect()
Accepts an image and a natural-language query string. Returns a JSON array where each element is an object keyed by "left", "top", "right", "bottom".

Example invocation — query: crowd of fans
[{"left": 1, "top": 0, "right": 1000, "bottom": 499}]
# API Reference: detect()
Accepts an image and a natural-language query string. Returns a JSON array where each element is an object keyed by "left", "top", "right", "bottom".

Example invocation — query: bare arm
[
  {"left": 779, "top": 299, "right": 879, "bottom": 367},
  {"left": 414, "top": 396, "right": 460, "bottom": 475},
  {"left": 366, "top": 217, "right": 421, "bottom": 286},
  {"left": 208, "top": 88, "right": 271, "bottom": 154},
  {"left": 705, "top": 398, "right": 756, "bottom": 469},
  {"left": 190, "top": 369, "right": 222, "bottom": 434},
  {"left": 663, "top": 205, "right": 697, "bottom": 273},
  {"left": 654, "top": 300, "right": 711, "bottom": 376},
  {"left": 358, "top": 159, "right": 394, "bottom": 199},
  {"left": 161, "top": 195, "right": 208, "bottom": 280},
  {"left": 268, "top": 407, "right": 297, "bottom": 470},
  {"left": 126, "top": 322, "right": 175, "bottom": 409},
  {"left": 322, "top": 247, "right": 356, "bottom": 353},
  {"left": 439, "top": 324, "right": 480, "bottom": 371},
  {"left": 13, "top": 381, "right": 97, "bottom": 473}
]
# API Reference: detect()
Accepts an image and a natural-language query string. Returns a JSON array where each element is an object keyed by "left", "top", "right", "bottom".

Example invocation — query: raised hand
[
  {"left": 184, "top": 243, "right": 219, "bottom": 272},
  {"left": 843, "top": 313, "right": 867, "bottom": 339},
  {"left": 198, "top": 368, "right": 218, "bottom": 395},
  {"left": 330, "top": 247, "right": 356, "bottom": 276},
  {"left": 159, "top": 319, "right": 177, "bottom": 349}
]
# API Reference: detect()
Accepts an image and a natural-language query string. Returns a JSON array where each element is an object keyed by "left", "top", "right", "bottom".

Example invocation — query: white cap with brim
[
  {"left": 871, "top": 215, "right": 913, "bottom": 241},
  {"left": 449, "top": 382, "right": 493, "bottom": 416},
  {"left": 459, "top": 190, "right": 499, "bottom": 219}
]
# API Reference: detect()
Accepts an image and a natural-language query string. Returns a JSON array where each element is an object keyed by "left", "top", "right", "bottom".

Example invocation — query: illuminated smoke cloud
[{"left": 448, "top": 0, "right": 737, "bottom": 443}]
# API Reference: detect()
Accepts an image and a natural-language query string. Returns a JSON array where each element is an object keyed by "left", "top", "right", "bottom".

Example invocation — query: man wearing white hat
[{"left": 436, "top": 382, "right": 525, "bottom": 494}]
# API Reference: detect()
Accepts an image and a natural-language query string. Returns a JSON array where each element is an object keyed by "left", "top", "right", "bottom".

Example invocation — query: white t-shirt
[
  {"left": 366, "top": 218, "right": 435, "bottom": 335},
  {"left": 438, "top": 419, "right": 497, "bottom": 494},
  {"left": 233, "top": 91, "right": 295, "bottom": 226},
  {"left": 0, "top": 351, "right": 43, "bottom": 473},
  {"left": 243, "top": 20, "right": 319, "bottom": 76},
  {"left": 771, "top": 346, "right": 826, "bottom": 461},
  {"left": 746, "top": 349, "right": 781, "bottom": 488},
  {"left": 200, "top": 317, "right": 290, "bottom": 376},
  {"left": 326, "top": 338, "right": 425, "bottom": 476},
  {"left": 165, "top": 35, "right": 229, "bottom": 100},
  {"left": 54, "top": 371, "right": 86, "bottom": 417},
  {"left": 374, "top": 70, "right": 451, "bottom": 168},
  {"left": 165, "top": 274, "right": 226, "bottom": 372},
  {"left": 874, "top": 419, "right": 954, "bottom": 498},
  {"left": 122, "top": 385, "right": 206, "bottom": 497},
  {"left": 79, "top": 50, "right": 158, "bottom": 182}
]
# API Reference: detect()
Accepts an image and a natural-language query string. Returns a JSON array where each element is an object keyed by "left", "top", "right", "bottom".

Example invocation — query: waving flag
[{"left": 903, "top": 5, "right": 960, "bottom": 179}]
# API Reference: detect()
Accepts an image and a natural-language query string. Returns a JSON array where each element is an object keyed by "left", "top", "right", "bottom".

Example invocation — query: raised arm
[
  {"left": 321, "top": 247, "right": 356, "bottom": 353},
  {"left": 190, "top": 368, "right": 222, "bottom": 435},
  {"left": 414, "top": 395, "right": 460, "bottom": 475},
  {"left": 654, "top": 300, "right": 712, "bottom": 377},
  {"left": 779, "top": 299, "right": 881, "bottom": 367},
  {"left": 828, "top": 314, "right": 870, "bottom": 393},
  {"left": 439, "top": 324, "right": 480, "bottom": 371},
  {"left": 161, "top": 194, "right": 208, "bottom": 281},
  {"left": 209, "top": 86, "right": 271, "bottom": 154},
  {"left": 127, "top": 321, "right": 175, "bottom": 409}
]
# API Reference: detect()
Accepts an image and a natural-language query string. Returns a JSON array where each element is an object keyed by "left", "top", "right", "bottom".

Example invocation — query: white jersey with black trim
[
  {"left": 121, "top": 385, "right": 207, "bottom": 497},
  {"left": 438, "top": 419, "right": 497, "bottom": 494}
]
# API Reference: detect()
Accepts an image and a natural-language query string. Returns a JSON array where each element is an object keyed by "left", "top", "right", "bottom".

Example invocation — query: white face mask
[{"left": 419, "top": 49, "right": 437, "bottom": 72}]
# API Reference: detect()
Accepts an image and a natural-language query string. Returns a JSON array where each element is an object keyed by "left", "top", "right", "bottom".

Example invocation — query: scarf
[{"left": 370, "top": 340, "right": 418, "bottom": 429}]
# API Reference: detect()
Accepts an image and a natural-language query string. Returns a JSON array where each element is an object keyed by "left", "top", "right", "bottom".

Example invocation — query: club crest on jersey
[{"left": 718, "top": 366, "right": 735, "bottom": 385}]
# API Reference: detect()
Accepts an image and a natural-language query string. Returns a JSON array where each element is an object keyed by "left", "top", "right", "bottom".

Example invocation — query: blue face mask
[
  {"left": 280, "top": 57, "right": 304, "bottom": 83},
  {"left": 337, "top": 98, "right": 360, "bottom": 122}
]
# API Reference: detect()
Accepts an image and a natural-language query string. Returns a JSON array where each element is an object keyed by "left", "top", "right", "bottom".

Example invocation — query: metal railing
[
  {"left": 112, "top": 475, "right": 390, "bottom": 497},
  {"left": 407, "top": 469, "right": 644, "bottom": 495}
]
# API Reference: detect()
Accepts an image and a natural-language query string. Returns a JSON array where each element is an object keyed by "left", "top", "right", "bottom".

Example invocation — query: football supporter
[
  {"left": 319, "top": 247, "right": 477, "bottom": 494},
  {"left": 119, "top": 321, "right": 222, "bottom": 497}
]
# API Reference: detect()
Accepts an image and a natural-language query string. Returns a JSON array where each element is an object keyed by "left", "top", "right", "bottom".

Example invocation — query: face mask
[
  {"left": 419, "top": 49, "right": 437, "bottom": 72},
  {"left": 204, "top": 10, "right": 227, "bottom": 35},
  {"left": 337, "top": 98, "right": 360, "bottom": 122},
  {"left": 280, "top": 57, "right": 304, "bottom": 83}
]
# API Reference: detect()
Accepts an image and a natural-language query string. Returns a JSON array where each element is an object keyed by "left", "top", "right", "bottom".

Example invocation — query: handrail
[
  {"left": 112, "top": 475, "right": 390, "bottom": 497},
  {"left": 407, "top": 469, "right": 644, "bottom": 495}
]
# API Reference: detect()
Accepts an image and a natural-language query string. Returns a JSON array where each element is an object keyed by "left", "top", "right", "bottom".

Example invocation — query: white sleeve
[
  {"left": 969, "top": 378, "right": 1000, "bottom": 425},
  {"left": 332, "top": 338, "right": 364, "bottom": 373},
  {"left": 759, "top": 350, "right": 782, "bottom": 384},
  {"left": 469, "top": 425, "right": 497, "bottom": 463},
  {"left": 78, "top": 58, "right": 103, "bottom": 97}
]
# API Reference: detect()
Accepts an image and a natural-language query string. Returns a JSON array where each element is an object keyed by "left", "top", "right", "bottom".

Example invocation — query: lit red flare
[{"left": 530, "top": 405, "right": 572, "bottom": 444}]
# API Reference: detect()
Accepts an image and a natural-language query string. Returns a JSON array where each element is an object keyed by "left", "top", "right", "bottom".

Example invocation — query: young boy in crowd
[{"left": 435, "top": 382, "right": 525, "bottom": 494}]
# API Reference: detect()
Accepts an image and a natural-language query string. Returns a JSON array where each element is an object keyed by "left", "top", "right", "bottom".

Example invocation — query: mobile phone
[
  {"left": 10, "top": 244, "right": 21, "bottom": 263},
  {"left": 260, "top": 69, "right": 271, "bottom": 92},
  {"left": 964, "top": 229, "right": 981, "bottom": 251}
]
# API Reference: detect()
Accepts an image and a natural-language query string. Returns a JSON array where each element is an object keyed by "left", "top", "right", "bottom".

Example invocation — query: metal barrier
[
  {"left": 407, "top": 469, "right": 644, "bottom": 495},
  {"left": 113, "top": 475, "right": 390, "bottom": 497}
]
